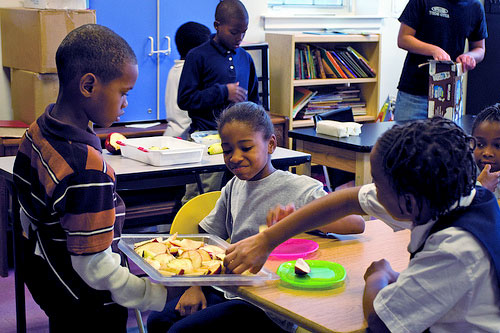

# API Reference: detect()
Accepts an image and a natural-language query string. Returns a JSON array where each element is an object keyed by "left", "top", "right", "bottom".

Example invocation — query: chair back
[
  {"left": 313, "top": 106, "right": 354, "bottom": 126},
  {"left": 169, "top": 191, "right": 222, "bottom": 234}
]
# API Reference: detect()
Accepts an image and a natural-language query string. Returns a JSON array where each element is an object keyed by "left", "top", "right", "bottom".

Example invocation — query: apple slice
[
  {"left": 179, "top": 250, "right": 203, "bottom": 269},
  {"left": 179, "top": 238, "right": 204, "bottom": 251},
  {"left": 184, "top": 267, "right": 210, "bottom": 276},
  {"left": 207, "top": 262, "right": 222, "bottom": 275},
  {"left": 144, "top": 257, "right": 161, "bottom": 270},
  {"left": 105, "top": 132, "right": 126, "bottom": 155},
  {"left": 197, "top": 249, "right": 212, "bottom": 261},
  {"left": 294, "top": 258, "right": 311, "bottom": 276},
  {"left": 135, "top": 242, "right": 168, "bottom": 257},
  {"left": 201, "top": 245, "right": 225, "bottom": 256},
  {"left": 155, "top": 253, "right": 175, "bottom": 269},
  {"left": 167, "top": 258, "right": 194, "bottom": 275}
]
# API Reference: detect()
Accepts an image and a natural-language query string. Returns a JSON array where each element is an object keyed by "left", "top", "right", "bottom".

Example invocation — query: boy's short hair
[
  {"left": 376, "top": 117, "right": 476, "bottom": 220},
  {"left": 175, "top": 22, "right": 211, "bottom": 59},
  {"left": 471, "top": 103, "right": 500, "bottom": 135},
  {"left": 217, "top": 102, "right": 274, "bottom": 140},
  {"left": 56, "top": 24, "right": 137, "bottom": 86},
  {"left": 215, "top": 0, "right": 248, "bottom": 24}
]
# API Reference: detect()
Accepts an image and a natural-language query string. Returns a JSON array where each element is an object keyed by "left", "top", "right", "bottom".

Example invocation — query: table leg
[
  {"left": 7, "top": 181, "right": 26, "bottom": 333},
  {"left": 0, "top": 177, "right": 9, "bottom": 277},
  {"left": 355, "top": 152, "right": 371, "bottom": 186}
]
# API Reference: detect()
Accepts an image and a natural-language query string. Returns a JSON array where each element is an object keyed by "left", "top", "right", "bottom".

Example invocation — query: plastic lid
[{"left": 269, "top": 238, "right": 319, "bottom": 259}]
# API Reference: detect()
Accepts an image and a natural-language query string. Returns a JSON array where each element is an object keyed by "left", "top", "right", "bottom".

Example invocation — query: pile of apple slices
[{"left": 133, "top": 233, "right": 226, "bottom": 276}]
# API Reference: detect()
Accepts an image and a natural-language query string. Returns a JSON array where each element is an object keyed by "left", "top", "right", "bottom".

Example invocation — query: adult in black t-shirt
[{"left": 394, "top": 0, "right": 488, "bottom": 121}]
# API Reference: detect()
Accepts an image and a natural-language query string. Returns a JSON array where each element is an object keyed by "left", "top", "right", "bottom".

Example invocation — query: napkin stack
[{"left": 316, "top": 120, "right": 362, "bottom": 138}]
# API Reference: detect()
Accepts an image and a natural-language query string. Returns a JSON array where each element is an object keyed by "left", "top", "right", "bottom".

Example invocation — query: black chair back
[{"left": 313, "top": 106, "right": 354, "bottom": 126}]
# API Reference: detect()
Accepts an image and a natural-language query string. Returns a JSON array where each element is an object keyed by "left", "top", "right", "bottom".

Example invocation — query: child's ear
[
  {"left": 398, "top": 193, "right": 419, "bottom": 218},
  {"left": 80, "top": 73, "right": 97, "bottom": 97},
  {"left": 267, "top": 134, "right": 277, "bottom": 154}
]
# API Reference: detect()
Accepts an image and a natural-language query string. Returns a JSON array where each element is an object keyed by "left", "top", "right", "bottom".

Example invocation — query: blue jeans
[
  {"left": 147, "top": 287, "right": 286, "bottom": 333},
  {"left": 394, "top": 90, "right": 429, "bottom": 121}
]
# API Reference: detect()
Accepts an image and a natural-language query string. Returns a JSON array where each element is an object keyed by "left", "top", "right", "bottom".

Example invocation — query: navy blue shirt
[
  {"left": 397, "top": 0, "right": 487, "bottom": 96},
  {"left": 178, "top": 37, "right": 259, "bottom": 132}
]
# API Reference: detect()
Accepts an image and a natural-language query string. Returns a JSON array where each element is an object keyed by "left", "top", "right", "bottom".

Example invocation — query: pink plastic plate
[{"left": 269, "top": 238, "right": 319, "bottom": 259}]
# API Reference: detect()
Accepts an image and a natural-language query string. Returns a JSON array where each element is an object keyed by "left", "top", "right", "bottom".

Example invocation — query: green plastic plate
[{"left": 276, "top": 260, "right": 346, "bottom": 289}]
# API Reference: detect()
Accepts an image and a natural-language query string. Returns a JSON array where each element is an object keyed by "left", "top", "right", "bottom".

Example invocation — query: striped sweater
[{"left": 13, "top": 104, "right": 125, "bottom": 255}]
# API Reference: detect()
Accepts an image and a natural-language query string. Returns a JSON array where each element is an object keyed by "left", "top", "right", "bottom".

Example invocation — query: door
[{"left": 89, "top": 0, "right": 217, "bottom": 122}]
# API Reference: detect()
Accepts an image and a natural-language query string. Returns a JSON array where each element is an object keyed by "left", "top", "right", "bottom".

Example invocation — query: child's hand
[
  {"left": 363, "top": 259, "right": 399, "bottom": 284},
  {"left": 431, "top": 46, "right": 451, "bottom": 61},
  {"left": 227, "top": 82, "right": 248, "bottom": 103},
  {"left": 477, "top": 164, "right": 500, "bottom": 192},
  {"left": 224, "top": 232, "right": 273, "bottom": 274},
  {"left": 175, "top": 286, "right": 207, "bottom": 316},
  {"left": 456, "top": 54, "right": 476, "bottom": 72},
  {"left": 266, "top": 203, "right": 296, "bottom": 227}
]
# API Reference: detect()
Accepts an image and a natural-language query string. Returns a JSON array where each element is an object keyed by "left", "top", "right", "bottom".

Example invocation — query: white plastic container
[
  {"left": 191, "top": 130, "right": 221, "bottom": 146},
  {"left": 119, "top": 234, "right": 279, "bottom": 286},
  {"left": 120, "top": 136, "right": 204, "bottom": 166}
]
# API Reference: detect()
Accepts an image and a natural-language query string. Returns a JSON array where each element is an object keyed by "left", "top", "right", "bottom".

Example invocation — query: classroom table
[
  {"left": 222, "top": 219, "right": 411, "bottom": 333},
  {"left": 0, "top": 147, "right": 311, "bottom": 333},
  {"left": 289, "top": 115, "right": 475, "bottom": 186}
]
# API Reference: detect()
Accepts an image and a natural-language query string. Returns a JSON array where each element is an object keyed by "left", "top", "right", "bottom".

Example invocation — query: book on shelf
[
  {"left": 329, "top": 50, "right": 356, "bottom": 78},
  {"left": 346, "top": 46, "right": 376, "bottom": 77},
  {"left": 335, "top": 49, "right": 366, "bottom": 78},
  {"left": 313, "top": 49, "right": 326, "bottom": 79},
  {"left": 294, "top": 44, "right": 376, "bottom": 81},
  {"left": 293, "top": 87, "right": 317, "bottom": 119},
  {"left": 320, "top": 49, "right": 347, "bottom": 79}
]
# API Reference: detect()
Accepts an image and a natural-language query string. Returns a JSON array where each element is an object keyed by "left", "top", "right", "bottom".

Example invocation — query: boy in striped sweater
[{"left": 13, "top": 24, "right": 167, "bottom": 332}]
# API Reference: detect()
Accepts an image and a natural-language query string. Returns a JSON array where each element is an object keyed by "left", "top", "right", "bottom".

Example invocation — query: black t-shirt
[{"left": 397, "top": 0, "right": 488, "bottom": 96}]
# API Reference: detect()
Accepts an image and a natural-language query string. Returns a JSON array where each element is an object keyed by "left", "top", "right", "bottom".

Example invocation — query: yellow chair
[{"left": 170, "top": 191, "right": 221, "bottom": 234}]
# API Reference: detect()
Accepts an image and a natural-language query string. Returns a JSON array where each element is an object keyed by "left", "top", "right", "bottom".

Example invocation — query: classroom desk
[
  {"left": 223, "top": 220, "right": 411, "bottom": 333},
  {"left": 289, "top": 115, "right": 475, "bottom": 186},
  {"left": 289, "top": 122, "right": 396, "bottom": 185},
  {"left": 0, "top": 146, "right": 310, "bottom": 333}
]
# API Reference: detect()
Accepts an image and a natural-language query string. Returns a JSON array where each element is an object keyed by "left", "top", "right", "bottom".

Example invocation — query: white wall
[
  {"left": 0, "top": 0, "right": 409, "bottom": 120},
  {"left": 242, "top": 0, "right": 409, "bottom": 111}
]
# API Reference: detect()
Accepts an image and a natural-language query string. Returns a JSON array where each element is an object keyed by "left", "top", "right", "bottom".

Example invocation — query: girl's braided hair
[
  {"left": 376, "top": 117, "right": 476, "bottom": 220},
  {"left": 471, "top": 103, "right": 500, "bottom": 135}
]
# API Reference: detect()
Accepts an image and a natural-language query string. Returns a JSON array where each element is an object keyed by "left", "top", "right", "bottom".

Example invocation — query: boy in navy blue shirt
[
  {"left": 178, "top": 0, "right": 259, "bottom": 132},
  {"left": 178, "top": 0, "right": 259, "bottom": 202}
]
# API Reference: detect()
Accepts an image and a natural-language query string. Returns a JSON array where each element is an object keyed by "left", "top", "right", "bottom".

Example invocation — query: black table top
[{"left": 289, "top": 115, "right": 476, "bottom": 153}]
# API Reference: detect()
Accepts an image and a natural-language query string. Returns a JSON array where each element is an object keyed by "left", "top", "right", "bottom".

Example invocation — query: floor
[{"left": 0, "top": 266, "right": 152, "bottom": 333}]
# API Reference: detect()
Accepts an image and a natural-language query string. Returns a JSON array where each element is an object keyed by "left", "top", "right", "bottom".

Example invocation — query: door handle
[{"left": 148, "top": 36, "right": 171, "bottom": 56}]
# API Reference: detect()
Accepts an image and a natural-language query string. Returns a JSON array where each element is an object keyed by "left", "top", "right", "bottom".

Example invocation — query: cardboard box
[
  {"left": 0, "top": 7, "right": 96, "bottom": 73},
  {"left": 428, "top": 60, "right": 464, "bottom": 121},
  {"left": 23, "top": 0, "right": 87, "bottom": 10},
  {"left": 10, "top": 69, "right": 59, "bottom": 125}
]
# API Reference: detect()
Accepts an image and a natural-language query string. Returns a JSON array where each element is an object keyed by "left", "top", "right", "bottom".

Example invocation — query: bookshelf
[{"left": 266, "top": 32, "right": 380, "bottom": 129}]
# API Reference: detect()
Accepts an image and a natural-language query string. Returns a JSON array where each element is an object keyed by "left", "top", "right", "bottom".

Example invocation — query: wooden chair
[{"left": 170, "top": 191, "right": 222, "bottom": 234}]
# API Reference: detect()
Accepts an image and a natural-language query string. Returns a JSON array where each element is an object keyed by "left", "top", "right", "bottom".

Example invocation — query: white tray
[
  {"left": 119, "top": 234, "right": 279, "bottom": 286},
  {"left": 120, "top": 136, "right": 204, "bottom": 166}
]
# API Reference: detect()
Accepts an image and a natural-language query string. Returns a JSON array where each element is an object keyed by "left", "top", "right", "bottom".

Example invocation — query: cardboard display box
[
  {"left": 428, "top": 60, "right": 464, "bottom": 121},
  {"left": 0, "top": 7, "right": 96, "bottom": 73},
  {"left": 10, "top": 69, "right": 59, "bottom": 125},
  {"left": 23, "top": 0, "right": 87, "bottom": 10}
]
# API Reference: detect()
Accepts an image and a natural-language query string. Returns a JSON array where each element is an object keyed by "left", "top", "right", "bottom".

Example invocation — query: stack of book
[
  {"left": 304, "top": 86, "right": 366, "bottom": 116},
  {"left": 294, "top": 44, "right": 376, "bottom": 80},
  {"left": 293, "top": 87, "right": 317, "bottom": 118}
]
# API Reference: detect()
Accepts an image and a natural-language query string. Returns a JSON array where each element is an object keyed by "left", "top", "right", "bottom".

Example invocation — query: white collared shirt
[{"left": 358, "top": 184, "right": 500, "bottom": 333}]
